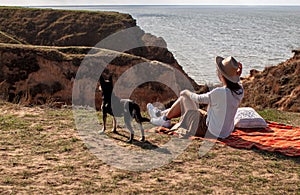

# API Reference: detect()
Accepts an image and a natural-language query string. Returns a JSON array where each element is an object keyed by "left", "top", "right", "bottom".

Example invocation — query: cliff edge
[
  {"left": 0, "top": 7, "right": 206, "bottom": 110},
  {"left": 0, "top": 7, "right": 136, "bottom": 46},
  {"left": 241, "top": 50, "right": 300, "bottom": 112}
]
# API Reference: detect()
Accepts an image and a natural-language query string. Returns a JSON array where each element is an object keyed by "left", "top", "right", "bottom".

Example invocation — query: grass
[
  {"left": 258, "top": 109, "right": 300, "bottom": 127},
  {"left": 0, "top": 100, "right": 299, "bottom": 194}
]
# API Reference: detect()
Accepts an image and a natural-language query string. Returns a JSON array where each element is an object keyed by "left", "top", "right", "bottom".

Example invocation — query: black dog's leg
[
  {"left": 135, "top": 116, "right": 145, "bottom": 142},
  {"left": 112, "top": 116, "right": 117, "bottom": 133},
  {"left": 132, "top": 104, "right": 145, "bottom": 142},
  {"left": 137, "top": 123, "right": 145, "bottom": 142},
  {"left": 124, "top": 114, "right": 134, "bottom": 143},
  {"left": 100, "top": 112, "right": 107, "bottom": 133}
]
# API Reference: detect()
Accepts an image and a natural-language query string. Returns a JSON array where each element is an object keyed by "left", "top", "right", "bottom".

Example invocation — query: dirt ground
[{"left": 0, "top": 101, "right": 299, "bottom": 194}]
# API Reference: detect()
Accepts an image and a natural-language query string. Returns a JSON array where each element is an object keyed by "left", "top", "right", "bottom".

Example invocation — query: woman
[{"left": 148, "top": 56, "right": 244, "bottom": 139}]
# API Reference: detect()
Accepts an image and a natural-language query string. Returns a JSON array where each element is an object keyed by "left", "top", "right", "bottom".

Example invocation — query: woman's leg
[
  {"left": 175, "top": 109, "right": 208, "bottom": 137},
  {"left": 165, "top": 94, "right": 198, "bottom": 119}
]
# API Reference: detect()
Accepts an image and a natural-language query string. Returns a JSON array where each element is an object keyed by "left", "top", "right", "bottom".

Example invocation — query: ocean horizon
[{"left": 31, "top": 5, "right": 300, "bottom": 85}]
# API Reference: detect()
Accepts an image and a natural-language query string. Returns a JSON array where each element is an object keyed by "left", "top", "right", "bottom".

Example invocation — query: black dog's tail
[{"left": 140, "top": 116, "right": 150, "bottom": 122}]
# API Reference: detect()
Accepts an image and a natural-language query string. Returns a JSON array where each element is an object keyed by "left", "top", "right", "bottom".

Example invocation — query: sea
[{"left": 33, "top": 5, "right": 300, "bottom": 85}]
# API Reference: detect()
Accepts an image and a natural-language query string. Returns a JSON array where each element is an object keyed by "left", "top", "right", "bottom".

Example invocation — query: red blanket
[{"left": 151, "top": 121, "right": 300, "bottom": 157}]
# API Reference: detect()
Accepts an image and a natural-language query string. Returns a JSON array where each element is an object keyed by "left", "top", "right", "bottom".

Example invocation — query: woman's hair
[
  {"left": 223, "top": 76, "right": 243, "bottom": 95},
  {"left": 216, "top": 68, "right": 243, "bottom": 95}
]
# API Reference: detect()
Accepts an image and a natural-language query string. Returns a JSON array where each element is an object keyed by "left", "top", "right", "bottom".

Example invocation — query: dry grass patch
[{"left": 0, "top": 101, "right": 299, "bottom": 194}]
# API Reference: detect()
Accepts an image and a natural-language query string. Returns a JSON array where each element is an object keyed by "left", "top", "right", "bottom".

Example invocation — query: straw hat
[{"left": 216, "top": 56, "right": 240, "bottom": 83}]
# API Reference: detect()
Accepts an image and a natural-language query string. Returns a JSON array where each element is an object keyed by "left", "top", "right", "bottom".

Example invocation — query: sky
[{"left": 1, "top": 0, "right": 300, "bottom": 6}]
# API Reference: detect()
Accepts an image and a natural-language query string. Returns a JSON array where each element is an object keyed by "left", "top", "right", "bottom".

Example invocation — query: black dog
[{"left": 99, "top": 74, "right": 149, "bottom": 143}]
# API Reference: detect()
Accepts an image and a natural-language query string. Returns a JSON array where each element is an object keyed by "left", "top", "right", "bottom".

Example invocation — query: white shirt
[{"left": 190, "top": 86, "right": 244, "bottom": 138}]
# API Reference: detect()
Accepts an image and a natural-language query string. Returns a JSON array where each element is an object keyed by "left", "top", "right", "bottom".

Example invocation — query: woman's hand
[
  {"left": 237, "top": 62, "right": 243, "bottom": 76},
  {"left": 180, "top": 89, "right": 192, "bottom": 97}
]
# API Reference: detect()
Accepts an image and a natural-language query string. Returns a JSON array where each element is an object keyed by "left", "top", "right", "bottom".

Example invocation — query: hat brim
[{"left": 216, "top": 56, "right": 240, "bottom": 83}]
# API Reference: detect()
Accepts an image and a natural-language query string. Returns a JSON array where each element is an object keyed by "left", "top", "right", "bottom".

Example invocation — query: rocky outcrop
[
  {"left": 241, "top": 50, "right": 300, "bottom": 112},
  {"left": 0, "top": 7, "right": 206, "bottom": 110},
  {"left": 0, "top": 44, "right": 81, "bottom": 105},
  {"left": 0, "top": 8, "right": 183, "bottom": 68},
  {"left": 0, "top": 43, "right": 206, "bottom": 110},
  {"left": 0, "top": 7, "right": 136, "bottom": 46}
]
